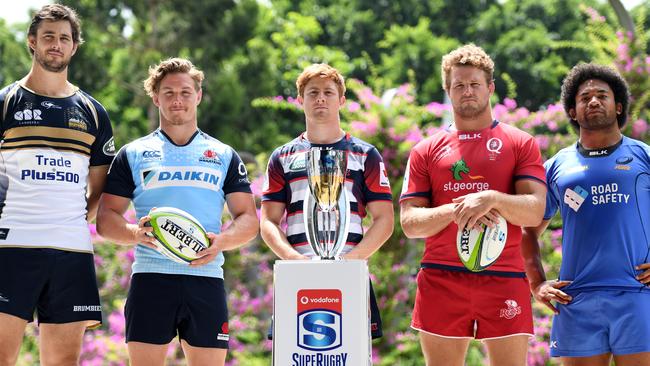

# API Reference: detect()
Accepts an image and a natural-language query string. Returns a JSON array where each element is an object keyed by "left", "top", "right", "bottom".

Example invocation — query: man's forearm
[{"left": 401, "top": 203, "right": 455, "bottom": 239}]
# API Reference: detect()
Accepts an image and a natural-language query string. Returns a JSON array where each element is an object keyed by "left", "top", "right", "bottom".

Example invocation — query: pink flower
[
  {"left": 503, "top": 98, "right": 517, "bottom": 110},
  {"left": 632, "top": 119, "right": 648, "bottom": 138},
  {"left": 347, "top": 101, "right": 361, "bottom": 112}
]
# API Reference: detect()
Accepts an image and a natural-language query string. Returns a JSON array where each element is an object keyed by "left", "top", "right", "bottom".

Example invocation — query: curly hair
[
  {"left": 561, "top": 63, "right": 630, "bottom": 129},
  {"left": 441, "top": 44, "right": 494, "bottom": 90},
  {"left": 296, "top": 63, "right": 345, "bottom": 98},
  {"left": 28, "top": 4, "right": 83, "bottom": 55},
  {"left": 143, "top": 58, "right": 204, "bottom": 98}
]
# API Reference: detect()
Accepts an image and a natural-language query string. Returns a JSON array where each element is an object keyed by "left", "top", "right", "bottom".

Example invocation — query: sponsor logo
[
  {"left": 450, "top": 158, "right": 483, "bottom": 181},
  {"left": 443, "top": 158, "right": 489, "bottom": 193},
  {"left": 73, "top": 305, "right": 102, "bottom": 312},
  {"left": 160, "top": 219, "right": 206, "bottom": 254},
  {"left": 0, "top": 228, "right": 9, "bottom": 240},
  {"left": 297, "top": 289, "right": 343, "bottom": 351},
  {"left": 615, "top": 155, "right": 633, "bottom": 170},
  {"left": 562, "top": 164, "right": 589, "bottom": 177},
  {"left": 21, "top": 155, "right": 79, "bottom": 183},
  {"left": 288, "top": 154, "right": 307, "bottom": 172},
  {"left": 590, "top": 183, "right": 629, "bottom": 205},
  {"left": 499, "top": 299, "right": 521, "bottom": 319},
  {"left": 142, "top": 150, "right": 162, "bottom": 161},
  {"left": 550, "top": 341, "right": 558, "bottom": 349},
  {"left": 435, "top": 145, "right": 453, "bottom": 161},
  {"left": 14, "top": 108, "right": 42, "bottom": 121},
  {"left": 141, "top": 167, "right": 223, "bottom": 191},
  {"left": 379, "top": 162, "right": 390, "bottom": 187},
  {"left": 217, "top": 322, "right": 229, "bottom": 341},
  {"left": 103, "top": 137, "right": 116, "bottom": 156},
  {"left": 564, "top": 185, "right": 588, "bottom": 212},
  {"left": 588, "top": 149, "right": 609, "bottom": 156},
  {"left": 0, "top": 293, "right": 9, "bottom": 302},
  {"left": 401, "top": 159, "right": 411, "bottom": 195},
  {"left": 41, "top": 101, "right": 62, "bottom": 109},
  {"left": 199, "top": 149, "right": 222, "bottom": 165},
  {"left": 459, "top": 132, "right": 481, "bottom": 140}
]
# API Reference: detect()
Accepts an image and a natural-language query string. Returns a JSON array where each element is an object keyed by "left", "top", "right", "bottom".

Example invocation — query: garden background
[{"left": 2, "top": 0, "right": 650, "bottom": 364}]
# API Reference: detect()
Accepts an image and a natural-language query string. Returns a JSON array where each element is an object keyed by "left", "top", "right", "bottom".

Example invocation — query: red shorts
[{"left": 412, "top": 268, "right": 533, "bottom": 339}]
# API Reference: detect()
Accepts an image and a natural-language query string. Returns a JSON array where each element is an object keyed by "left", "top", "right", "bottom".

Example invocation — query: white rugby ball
[
  {"left": 456, "top": 215, "right": 508, "bottom": 272},
  {"left": 145, "top": 207, "right": 210, "bottom": 264}
]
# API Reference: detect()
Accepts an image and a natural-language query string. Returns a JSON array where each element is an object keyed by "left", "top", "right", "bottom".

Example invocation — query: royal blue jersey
[
  {"left": 544, "top": 136, "right": 650, "bottom": 293},
  {"left": 104, "top": 129, "right": 251, "bottom": 278}
]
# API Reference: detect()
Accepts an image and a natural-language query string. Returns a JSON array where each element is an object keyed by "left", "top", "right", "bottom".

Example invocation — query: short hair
[
  {"left": 143, "top": 58, "right": 204, "bottom": 98},
  {"left": 28, "top": 4, "right": 83, "bottom": 55},
  {"left": 561, "top": 63, "right": 630, "bottom": 129},
  {"left": 441, "top": 44, "right": 494, "bottom": 90},
  {"left": 296, "top": 63, "right": 346, "bottom": 98}
]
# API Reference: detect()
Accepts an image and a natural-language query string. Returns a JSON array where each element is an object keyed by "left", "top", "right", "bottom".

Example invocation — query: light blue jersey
[
  {"left": 544, "top": 136, "right": 650, "bottom": 293},
  {"left": 104, "top": 129, "right": 251, "bottom": 278}
]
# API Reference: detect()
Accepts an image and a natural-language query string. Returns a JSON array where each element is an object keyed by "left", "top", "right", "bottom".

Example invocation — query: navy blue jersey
[{"left": 544, "top": 136, "right": 650, "bottom": 292}]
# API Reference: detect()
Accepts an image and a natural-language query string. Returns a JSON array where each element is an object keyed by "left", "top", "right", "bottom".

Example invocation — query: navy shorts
[
  {"left": 267, "top": 280, "right": 383, "bottom": 340},
  {"left": 125, "top": 273, "right": 229, "bottom": 349},
  {"left": 551, "top": 290, "right": 650, "bottom": 357},
  {"left": 0, "top": 247, "right": 102, "bottom": 327}
]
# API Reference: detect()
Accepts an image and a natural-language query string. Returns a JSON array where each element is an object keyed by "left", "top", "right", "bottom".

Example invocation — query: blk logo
[{"left": 297, "top": 289, "right": 342, "bottom": 351}]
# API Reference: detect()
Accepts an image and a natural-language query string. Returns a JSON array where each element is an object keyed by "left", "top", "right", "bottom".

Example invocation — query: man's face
[
  {"left": 153, "top": 73, "right": 202, "bottom": 126},
  {"left": 29, "top": 20, "right": 77, "bottom": 73},
  {"left": 298, "top": 77, "right": 345, "bottom": 123},
  {"left": 570, "top": 79, "right": 621, "bottom": 130},
  {"left": 447, "top": 65, "right": 494, "bottom": 119}
]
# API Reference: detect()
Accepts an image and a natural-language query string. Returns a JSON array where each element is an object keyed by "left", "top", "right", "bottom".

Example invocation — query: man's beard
[
  {"left": 34, "top": 51, "right": 70, "bottom": 73},
  {"left": 579, "top": 111, "right": 617, "bottom": 130},
  {"left": 454, "top": 98, "right": 490, "bottom": 119}
]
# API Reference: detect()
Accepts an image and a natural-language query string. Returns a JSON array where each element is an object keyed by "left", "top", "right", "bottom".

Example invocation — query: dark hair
[
  {"left": 561, "top": 63, "right": 630, "bottom": 129},
  {"left": 27, "top": 4, "right": 83, "bottom": 55}
]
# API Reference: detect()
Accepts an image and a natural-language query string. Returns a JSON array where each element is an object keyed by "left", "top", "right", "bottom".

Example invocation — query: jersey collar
[{"left": 577, "top": 137, "right": 623, "bottom": 158}]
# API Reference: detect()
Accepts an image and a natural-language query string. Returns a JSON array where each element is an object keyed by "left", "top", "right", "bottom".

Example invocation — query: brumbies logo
[{"left": 297, "top": 289, "right": 342, "bottom": 351}]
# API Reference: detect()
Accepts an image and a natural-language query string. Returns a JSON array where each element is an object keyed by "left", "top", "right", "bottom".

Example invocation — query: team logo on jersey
[
  {"left": 41, "top": 101, "right": 62, "bottom": 109},
  {"left": 379, "top": 162, "right": 390, "bottom": 187},
  {"left": 68, "top": 118, "right": 88, "bottom": 131},
  {"left": 615, "top": 155, "right": 633, "bottom": 171},
  {"left": 297, "top": 289, "right": 343, "bottom": 351},
  {"left": 0, "top": 293, "right": 9, "bottom": 303},
  {"left": 499, "top": 299, "right": 522, "bottom": 319},
  {"left": 486, "top": 137, "right": 503, "bottom": 160},
  {"left": 217, "top": 322, "right": 229, "bottom": 341},
  {"left": 141, "top": 167, "right": 223, "bottom": 191},
  {"left": 564, "top": 185, "right": 588, "bottom": 212},
  {"left": 199, "top": 149, "right": 222, "bottom": 165},
  {"left": 103, "top": 137, "right": 116, "bottom": 156},
  {"left": 450, "top": 159, "right": 484, "bottom": 181}
]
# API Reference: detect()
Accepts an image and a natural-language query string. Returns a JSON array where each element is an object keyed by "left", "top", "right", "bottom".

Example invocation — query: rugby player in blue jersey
[
  {"left": 0, "top": 5, "right": 115, "bottom": 365},
  {"left": 96, "top": 58, "right": 258, "bottom": 366},
  {"left": 522, "top": 63, "right": 650, "bottom": 365}
]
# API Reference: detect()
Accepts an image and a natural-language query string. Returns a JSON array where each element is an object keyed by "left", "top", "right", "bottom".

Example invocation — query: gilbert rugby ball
[
  {"left": 456, "top": 215, "right": 508, "bottom": 272},
  {"left": 145, "top": 207, "right": 210, "bottom": 264}
]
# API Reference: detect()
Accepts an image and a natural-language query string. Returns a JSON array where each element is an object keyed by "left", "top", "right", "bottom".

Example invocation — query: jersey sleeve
[
  {"left": 222, "top": 149, "right": 252, "bottom": 195},
  {"left": 362, "top": 147, "right": 393, "bottom": 202},
  {"left": 261, "top": 149, "right": 287, "bottom": 202},
  {"left": 89, "top": 101, "right": 116, "bottom": 166},
  {"left": 103, "top": 146, "right": 136, "bottom": 198},
  {"left": 543, "top": 159, "right": 560, "bottom": 220},
  {"left": 513, "top": 133, "right": 546, "bottom": 185},
  {"left": 399, "top": 142, "right": 432, "bottom": 202}
]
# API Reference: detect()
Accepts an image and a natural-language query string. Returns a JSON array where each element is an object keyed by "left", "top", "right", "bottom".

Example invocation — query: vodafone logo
[{"left": 300, "top": 295, "right": 340, "bottom": 305}]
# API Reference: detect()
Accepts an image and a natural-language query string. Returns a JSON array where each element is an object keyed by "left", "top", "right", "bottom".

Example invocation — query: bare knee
[
  {"left": 40, "top": 349, "right": 81, "bottom": 366},
  {"left": 0, "top": 352, "right": 20, "bottom": 366}
]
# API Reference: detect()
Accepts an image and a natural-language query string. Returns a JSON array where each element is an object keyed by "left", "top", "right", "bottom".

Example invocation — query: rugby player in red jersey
[{"left": 400, "top": 44, "right": 546, "bottom": 366}]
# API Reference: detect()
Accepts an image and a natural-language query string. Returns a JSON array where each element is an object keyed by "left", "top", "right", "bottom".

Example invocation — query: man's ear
[{"left": 568, "top": 108, "right": 577, "bottom": 121}]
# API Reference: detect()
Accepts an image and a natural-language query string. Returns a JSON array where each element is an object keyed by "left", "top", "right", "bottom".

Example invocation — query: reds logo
[{"left": 499, "top": 299, "right": 522, "bottom": 320}]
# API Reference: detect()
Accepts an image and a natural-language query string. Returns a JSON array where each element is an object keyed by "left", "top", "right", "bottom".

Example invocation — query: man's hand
[
  {"left": 132, "top": 215, "right": 157, "bottom": 250},
  {"left": 636, "top": 263, "right": 650, "bottom": 284},
  {"left": 452, "top": 190, "right": 498, "bottom": 231},
  {"left": 531, "top": 280, "right": 572, "bottom": 314},
  {"left": 190, "top": 232, "right": 221, "bottom": 267}
]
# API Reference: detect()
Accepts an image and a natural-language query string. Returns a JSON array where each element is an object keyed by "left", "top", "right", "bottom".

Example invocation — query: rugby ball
[
  {"left": 145, "top": 207, "right": 210, "bottom": 264},
  {"left": 456, "top": 215, "right": 508, "bottom": 272}
]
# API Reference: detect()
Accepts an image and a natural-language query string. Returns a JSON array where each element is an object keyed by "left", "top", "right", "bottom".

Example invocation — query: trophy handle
[{"left": 332, "top": 187, "right": 351, "bottom": 259}]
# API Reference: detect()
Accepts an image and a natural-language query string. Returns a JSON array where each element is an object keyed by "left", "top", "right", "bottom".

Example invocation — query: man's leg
[
  {"left": 560, "top": 354, "right": 611, "bottom": 366},
  {"left": 483, "top": 335, "right": 529, "bottom": 366},
  {"left": 614, "top": 352, "right": 650, "bottom": 366},
  {"left": 419, "top": 332, "right": 470, "bottom": 366},
  {"left": 0, "top": 313, "right": 27, "bottom": 366},
  {"left": 39, "top": 321, "right": 88, "bottom": 366},
  {"left": 128, "top": 342, "right": 169, "bottom": 366},
  {"left": 181, "top": 340, "right": 227, "bottom": 366}
]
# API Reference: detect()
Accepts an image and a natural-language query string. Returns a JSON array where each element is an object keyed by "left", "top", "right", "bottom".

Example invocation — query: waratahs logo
[{"left": 297, "top": 289, "right": 342, "bottom": 351}]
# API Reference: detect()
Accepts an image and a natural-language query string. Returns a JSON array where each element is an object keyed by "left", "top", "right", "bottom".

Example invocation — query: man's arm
[
  {"left": 452, "top": 179, "right": 546, "bottom": 231},
  {"left": 521, "top": 220, "right": 572, "bottom": 313},
  {"left": 400, "top": 197, "right": 455, "bottom": 239},
  {"left": 343, "top": 201, "right": 394, "bottom": 260},
  {"left": 260, "top": 201, "right": 308, "bottom": 260},
  {"left": 95, "top": 193, "right": 156, "bottom": 247},
  {"left": 191, "top": 192, "right": 259, "bottom": 266},
  {"left": 86, "top": 165, "right": 109, "bottom": 222}
]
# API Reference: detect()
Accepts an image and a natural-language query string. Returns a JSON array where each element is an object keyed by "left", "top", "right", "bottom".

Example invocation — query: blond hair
[
  {"left": 296, "top": 63, "right": 345, "bottom": 98},
  {"left": 143, "top": 58, "right": 204, "bottom": 98},
  {"left": 441, "top": 44, "right": 494, "bottom": 90}
]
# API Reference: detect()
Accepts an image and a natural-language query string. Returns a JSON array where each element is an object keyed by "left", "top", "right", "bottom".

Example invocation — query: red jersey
[{"left": 400, "top": 121, "right": 545, "bottom": 274}]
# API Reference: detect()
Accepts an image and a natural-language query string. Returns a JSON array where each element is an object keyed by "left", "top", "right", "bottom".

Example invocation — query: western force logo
[
  {"left": 564, "top": 185, "right": 588, "bottom": 212},
  {"left": 141, "top": 167, "right": 223, "bottom": 191},
  {"left": 499, "top": 299, "right": 522, "bottom": 319},
  {"left": 444, "top": 158, "right": 489, "bottom": 193},
  {"left": 297, "top": 289, "right": 342, "bottom": 351},
  {"left": 615, "top": 155, "right": 633, "bottom": 171}
]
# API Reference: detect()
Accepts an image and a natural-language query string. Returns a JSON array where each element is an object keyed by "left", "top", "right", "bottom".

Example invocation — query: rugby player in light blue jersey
[
  {"left": 96, "top": 58, "right": 258, "bottom": 366},
  {"left": 522, "top": 63, "right": 650, "bottom": 366}
]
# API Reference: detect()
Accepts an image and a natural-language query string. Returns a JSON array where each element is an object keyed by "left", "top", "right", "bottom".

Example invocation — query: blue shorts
[
  {"left": 0, "top": 248, "right": 102, "bottom": 327},
  {"left": 125, "top": 273, "right": 229, "bottom": 349},
  {"left": 550, "top": 290, "right": 650, "bottom": 357}
]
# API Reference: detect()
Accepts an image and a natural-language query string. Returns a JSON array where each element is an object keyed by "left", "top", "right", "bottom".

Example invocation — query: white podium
[{"left": 272, "top": 260, "right": 372, "bottom": 366}]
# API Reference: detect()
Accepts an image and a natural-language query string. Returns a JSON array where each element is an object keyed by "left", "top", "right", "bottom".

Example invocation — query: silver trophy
[{"left": 303, "top": 147, "right": 350, "bottom": 260}]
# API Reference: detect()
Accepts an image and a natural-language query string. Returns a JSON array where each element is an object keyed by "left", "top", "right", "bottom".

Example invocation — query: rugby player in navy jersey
[
  {"left": 522, "top": 63, "right": 650, "bottom": 365},
  {"left": 96, "top": 58, "right": 258, "bottom": 366},
  {"left": 0, "top": 5, "right": 115, "bottom": 366},
  {"left": 260, "top": 63, "right": 394, "bottom": 339}
]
